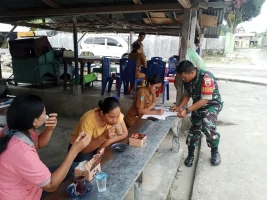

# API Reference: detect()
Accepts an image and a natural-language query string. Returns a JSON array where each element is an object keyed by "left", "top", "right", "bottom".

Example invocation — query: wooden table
[
  {"left": 44, "top": 116, "right": 181, "bottom": 200},
  {"left": 62, "top": 56, "right": 120, "bottom": 91}
]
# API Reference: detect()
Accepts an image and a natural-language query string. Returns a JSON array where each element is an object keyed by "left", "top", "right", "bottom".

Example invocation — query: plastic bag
[{"left": 186, "top": 47, "right": 207, "bottom": 70}]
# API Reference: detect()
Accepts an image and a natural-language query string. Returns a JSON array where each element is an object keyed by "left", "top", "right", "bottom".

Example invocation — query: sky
[
  {"left": 237, "top": 0, "right": 267, "bottom": 33},
  {"left": 0, "top": 23, "right": 30, "bottom": 32},
  {"left": 0, "top": 0, "right": 267, "bottom": 34}
]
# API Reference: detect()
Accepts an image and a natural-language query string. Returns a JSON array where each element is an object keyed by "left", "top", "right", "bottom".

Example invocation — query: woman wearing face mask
[
  {"left": 0, "top": 93, "right": 90, "bottom": 200},
  {"left": 125, "top": 74, "right": 165, "bottom": 127},
  {"left": 68, "top": 97, "right": 128, "bottom": 162}
]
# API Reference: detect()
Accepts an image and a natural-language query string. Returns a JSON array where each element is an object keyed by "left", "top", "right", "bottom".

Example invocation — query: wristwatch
[{"left": 185, "top": 108, "right": 191, "bottom": 114}]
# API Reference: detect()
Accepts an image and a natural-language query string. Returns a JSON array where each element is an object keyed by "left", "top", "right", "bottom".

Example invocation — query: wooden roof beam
[
  {"left": 0, "top": 3, "right": 184, "bottom": 18},
  {"left": 177, "top": 0, "right": 191, "bottom": 8},
  {"left": 165, "top": 12, "right": 181, "bottom": 27},
  {"left": 41, "top": 0, "right": 61, "bottom": 8},
  {"left": 199, "top": 1, "right": 233, "bottom": 9},
  {"left": 132, "top": 0, "right": 152, "bottom": 25},
  {"left": 5, "top": 22, "right": 58, "bottom": 30}
]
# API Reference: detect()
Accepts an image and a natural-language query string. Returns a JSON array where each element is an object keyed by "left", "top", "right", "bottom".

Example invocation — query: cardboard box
[
  {"left": 74, "top": 149, "right": 104, "bottom": 181},
  {"left": 129, "top": 133, "right": 147, "bottom": 147},
  {"left": 74, "top": 163, "right": 101, "bottom": 181}
]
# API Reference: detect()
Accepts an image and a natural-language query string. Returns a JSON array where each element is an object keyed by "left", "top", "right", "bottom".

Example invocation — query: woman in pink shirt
[{"left": 0, "top": 93, "right": 91, "bottom": 200}]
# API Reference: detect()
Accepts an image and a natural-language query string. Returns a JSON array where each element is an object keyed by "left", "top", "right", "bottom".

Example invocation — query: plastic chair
[
  {"left": 101, "top": 57, "right": 121, "bottom": 97},
  {"left": 147, "top": 60, "right": 169, "bottom": 104},
  {"left": 118, "top": 58, "right": 143, "bottom": 96},
  {"left": 167, "top": 56, "right": 179, "bottom": 77},
  {"left": 151, "top": 57, "right": 163, "bottom": 61}
]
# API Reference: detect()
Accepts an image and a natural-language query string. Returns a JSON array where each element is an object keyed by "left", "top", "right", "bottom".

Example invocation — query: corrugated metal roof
[{"left": 202, "top": 9, "right": 225, "bottom": 38}]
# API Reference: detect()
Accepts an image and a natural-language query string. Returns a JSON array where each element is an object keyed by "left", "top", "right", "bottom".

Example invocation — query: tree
[
  {"left": 220, "top": 24, "right": 231, "bottom": 36},
  {"left": 224, "top": 0, "right": 265, "bottom": 33}
]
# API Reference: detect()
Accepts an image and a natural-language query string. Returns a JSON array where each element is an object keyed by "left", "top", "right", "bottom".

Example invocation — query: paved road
[
  {"left": 192, "top": 81, "right": 267, "bottom": 200},
  {"left": 206, "top": 49, "right": 267, "bottom": 84}
]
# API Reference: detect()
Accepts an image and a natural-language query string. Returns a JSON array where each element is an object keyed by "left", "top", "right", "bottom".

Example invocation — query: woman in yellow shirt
[{"left": 68, "top": 97, "right": 128, "bottom": 162}]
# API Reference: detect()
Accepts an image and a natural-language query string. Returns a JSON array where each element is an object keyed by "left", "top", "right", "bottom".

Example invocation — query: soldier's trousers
[{"left": 186, "top": 106, "right": 222, "bottom": 148}]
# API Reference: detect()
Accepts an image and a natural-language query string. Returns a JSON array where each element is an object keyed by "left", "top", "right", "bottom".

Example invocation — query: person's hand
[
  {"left": 71, "top": 132, "right": 91, "bottom": 154},
  {"left": 177, "top": 109, "right": 187, "bottom": 118},
  {"left": 45, "top": 113, "right": 58, "bottom": 130},
  {"left": 103, "top": 127, "right": 116, "bottom": 139},
  {"left": 156, "top": 109, "right": 164, "bottom": 115},
  {"left": 171, "top": 106, "right": 181, "bottom": 112}
]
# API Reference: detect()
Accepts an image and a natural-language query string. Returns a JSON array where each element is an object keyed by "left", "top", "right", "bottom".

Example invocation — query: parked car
[{"left": 80, "top": 36, "right": 129, "bottom": 58}]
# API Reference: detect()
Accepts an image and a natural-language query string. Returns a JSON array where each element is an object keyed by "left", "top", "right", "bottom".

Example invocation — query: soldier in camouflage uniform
[{"left": 172, "top": 60, "right": 223, "bottom": 167}]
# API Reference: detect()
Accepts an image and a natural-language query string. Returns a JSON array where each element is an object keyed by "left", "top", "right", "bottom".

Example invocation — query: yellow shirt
[{"left": 70, "top": 108, "right": 124, "bottom": 144}]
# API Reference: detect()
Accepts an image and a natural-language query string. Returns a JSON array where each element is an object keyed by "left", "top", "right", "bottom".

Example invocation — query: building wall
[
  {"left": 235, "top": 36, "right": 251, "bottom": 48},
  {"left": 202, "top": 36, "right": 226, "bottom": 50}
]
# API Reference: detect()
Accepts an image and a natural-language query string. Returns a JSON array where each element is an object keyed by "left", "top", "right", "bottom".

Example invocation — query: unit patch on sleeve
[{"left": 201, "top": 75, "right": 214, "bottom": 100}]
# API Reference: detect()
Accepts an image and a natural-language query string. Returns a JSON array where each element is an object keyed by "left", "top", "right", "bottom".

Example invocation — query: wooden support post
[
  {"left": 189, "top": 10, "right": 197, "bottom": 47},
  {"left": 73, "top": 16, "right": 79, "bottom": 86},
  {"left": 179, "top": 9, "right": 191, "bottom": 61},
  {"left": 175, "top": 8, "right": 191, "bottom": 105},
  {"left": 0, "top": 58, "right": 2, "bottom": 79},
  {"left": 130, "top": 31, "right": 134, "bottom": 52},
  {"left": 77, "top": 31, "right": 86, "bottom": 43},
  {"left": 63, "top": 61, "right": 68, "bottom": 90},
  {"left": 199, "top": 33, "right": 204, "bottom": 57}
]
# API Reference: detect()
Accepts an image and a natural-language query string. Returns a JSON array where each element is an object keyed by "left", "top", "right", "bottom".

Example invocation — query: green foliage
[
  {"left": 241, "top": 0, "right": 265, "bottom": 21},
  {"left": 224, "top": 0, "right": 265, "bottom": 33},
  {"left": 220, "top": 24, "right": 231, "bottom": 36}
]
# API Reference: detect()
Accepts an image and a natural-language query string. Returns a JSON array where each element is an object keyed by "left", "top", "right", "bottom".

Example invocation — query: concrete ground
[{"left": 190, "top": 81, "right": 267, "bottom": 200}]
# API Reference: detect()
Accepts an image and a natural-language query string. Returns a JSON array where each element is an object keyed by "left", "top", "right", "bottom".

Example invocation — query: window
[
  {"left": 107, "top": 38, "right": 121, "bottom": 47},
  {"left": 94, "top": 38, "right": 105, "bottom": 45},
  {"left": 84, "top": 37, "right": 94, "bottom": 44}
]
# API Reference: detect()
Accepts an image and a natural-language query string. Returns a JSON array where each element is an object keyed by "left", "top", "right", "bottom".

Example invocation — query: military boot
[
  {"left": 211, "top": 147, "right": 221, "bottom": 166},
  {"left": 184, "top": 146, "right": 195, "bottom": 167}
]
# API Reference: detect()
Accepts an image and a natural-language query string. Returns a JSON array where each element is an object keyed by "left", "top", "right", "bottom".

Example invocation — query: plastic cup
[
  {"left": 95, "top": 172, "right": 108, "bottom": 192},
  {"left": 113, "top": 124, "right": 123, "bottom": 136}
]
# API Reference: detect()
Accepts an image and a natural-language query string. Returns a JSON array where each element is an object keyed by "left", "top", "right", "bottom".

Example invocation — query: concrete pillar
[{"left": 72, "top": 85, "right": 81, "bottom": 96}]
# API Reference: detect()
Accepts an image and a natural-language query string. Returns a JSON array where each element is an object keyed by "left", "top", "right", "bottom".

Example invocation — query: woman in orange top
[{"left": 128, "top": 42, "right": 147, "bottom": 93}]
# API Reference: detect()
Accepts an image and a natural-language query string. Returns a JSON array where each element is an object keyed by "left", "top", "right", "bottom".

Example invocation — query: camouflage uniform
[{"left": 184, "top": 69, "right": 223, "bottom": 148}]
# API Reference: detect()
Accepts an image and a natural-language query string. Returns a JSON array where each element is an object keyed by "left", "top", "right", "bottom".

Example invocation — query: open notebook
[{"left": 141, "top": 111, "right": 177, "bottom": 120}]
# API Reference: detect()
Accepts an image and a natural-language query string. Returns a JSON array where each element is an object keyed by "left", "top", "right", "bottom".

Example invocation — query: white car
[{"left": 80, "top": 36, "right": 129, "bottom": 58}]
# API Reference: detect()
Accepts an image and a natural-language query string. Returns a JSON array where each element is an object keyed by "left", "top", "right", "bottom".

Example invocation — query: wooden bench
[{"left": 44, "top": 116, "right": 181, "bottom": 200}]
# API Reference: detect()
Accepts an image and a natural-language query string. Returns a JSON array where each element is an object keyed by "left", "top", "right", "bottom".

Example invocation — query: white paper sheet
[{"left": 141, "top": 111, "right": 177, "bottom": 120}]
